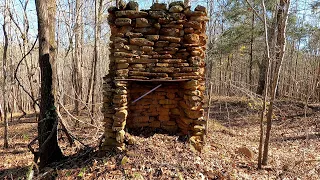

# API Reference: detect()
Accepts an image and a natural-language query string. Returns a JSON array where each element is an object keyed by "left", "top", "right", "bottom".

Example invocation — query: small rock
[{"left": 236, "top": 146, "right": 254, "bottom": 159}]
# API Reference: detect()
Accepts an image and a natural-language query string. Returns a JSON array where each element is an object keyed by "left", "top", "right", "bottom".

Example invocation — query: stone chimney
[{"left": 101, "top": 1, "right": 208, "bottom": 152}]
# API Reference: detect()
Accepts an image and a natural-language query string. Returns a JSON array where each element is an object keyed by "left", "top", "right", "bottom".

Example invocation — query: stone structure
[{"left": 101, "top": 1, "right": 208, "bottom": 152}]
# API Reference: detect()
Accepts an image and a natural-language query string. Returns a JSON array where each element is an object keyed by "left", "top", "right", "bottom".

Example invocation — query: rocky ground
[{"left": 0, "top": 97, "right": 319, "bottom": 179}]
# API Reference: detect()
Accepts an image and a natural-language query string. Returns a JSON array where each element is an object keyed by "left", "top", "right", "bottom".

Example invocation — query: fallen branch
[
  {"left": 56, "top": 110, "right": 74, "bottom": 146},
  {"left": 58, "top": 101, "right": 103, "bottom": 130}
]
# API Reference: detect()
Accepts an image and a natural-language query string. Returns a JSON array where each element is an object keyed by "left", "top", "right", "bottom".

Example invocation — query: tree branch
[
  {"left": 14, "top": 36, "right": 39, "bottom": 107},
  {"left": 244, "top": 0, "right": 267, "bottom": 25}
]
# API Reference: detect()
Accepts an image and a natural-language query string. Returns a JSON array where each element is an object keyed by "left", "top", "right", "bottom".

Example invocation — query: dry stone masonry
[{"left": 101, "top": 1, "right": 208, "bottom": 152}]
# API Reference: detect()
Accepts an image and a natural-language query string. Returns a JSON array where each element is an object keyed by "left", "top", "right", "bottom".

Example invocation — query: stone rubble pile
[{"left": 101, "top": 1, "right": 208, "bottom": 152}]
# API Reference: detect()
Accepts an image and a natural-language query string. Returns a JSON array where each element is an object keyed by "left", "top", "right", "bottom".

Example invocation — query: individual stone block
[
  {"left": 145, "top": 35, "right": 160, "bottom": 41},
  {"left": 114, "top": 52, "right": 138, "bottom": 58},
  {"left": 184, "top": 108, "right": 204, "bottom": 119},
  {"left": 185, "top": 34, "right": 200, "bottom": 44},
  {"left": 155, "top": 41, "right": 170, "bottom": 47},
  {"left": 158, "top": 18, "right": 171, "bottom": 24},
  {"left": 150, "top": 67, "right": 174, "bottom": 73},
  {"left": 195, "top": 5, "right": 207, "bottom": 12},
  {"left": 169, "top": 5, "right": 183, "bottom": 13},
  {"left": 115, "top": 18, "right": 132, "bottom": 26},
  {"left": 184, "top": 21, "right": 202, "bottom": 29},
  {"left": 133, "top": 27, "right": 158, "bottom": 34},
  {"left": 149, "top": 11, "right": 167, "bottom": 18},
  {"left": 162, "top": 23, "right": 184, "bottom": 29},
  {"left": 159, "top": 115, "right": 170, "bottom": 121},
  {"left": 112, "top": 120, "right": 126, "bottom": 131},
  {"left": 184, "top": 27, "right": 194, "bottom": 34},
  {"left": 125, "top": 32, "right": 143, "bottom": 38},
  {"left": 159, "top": 36, "right": 181, "bottom": 43},
  {"left": 116, "top": 130, "right": 126, "bottom": 143},
  {"left": 119, "top": 26, "right": 133, "bottom": 34},
  {"left": 130, "top": 38, "right": 154, "bottom": 46},
  {"left": 128, "top": 58, "right": 158, "bottom": 64},
  {"left": 136, "top": 18, "right": 150, "bottom": 28},
  {"left": 159, "top": 99, "right": 176, "bottom": 105},
  {"left": 152, "top": 54, "right": 172, "bottom": 59},
  {"left": 156, "top": 63, "right": 171, "bottom": 67},
  {"left": 184, "top": 9, "right": 207, "bottom": 17},
  {"left": 171, "top": 108, "right": 180, "bottom": 115},
  {"left": 112, "top": 37, "right": 128, "bottom": 44},
  {"left": 153, "top": 23, "right": 161, "bottom": 29},
  {"left": 115, "top": 10, "right": 148, "bottom": 18},
  {"left": 125, "top": 1, "right": 139, "bottom": 11},
  {"left": 114, "top": 109, "right": 128, "bottom": 119},
  {"left": 170, "top": 13, "right": 186, "bottom": 21},
  {"left": 150, "top": 3, "right": 167, "bottom": 11},
  {"left": 160, "top": 28, "right": 180, "bottom": 36},
  {"left": 183, "top": 80, "right": 199, "bottom": 89},
  {"left": 169, "top": 43, "right": 181, "bottom": 47},
  {"left": 169, "top": 1, "right": 184, "bottom": 8},
  {"left": 116, "top": 63, "right": 129, "bottom": 69},
  {"left": 190, "top": 16, "right": 210, "bottom": 22},
  {"left": 141, "top": 46, "right": 153, "bottom": 52}
]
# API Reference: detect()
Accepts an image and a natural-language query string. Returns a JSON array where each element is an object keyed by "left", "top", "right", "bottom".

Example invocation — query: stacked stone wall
[{"left": 101, "top": 1, "right": 208, "bottom": 152}]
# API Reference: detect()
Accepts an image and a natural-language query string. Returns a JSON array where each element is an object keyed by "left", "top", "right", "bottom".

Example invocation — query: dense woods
[{"left": 0, "top": 0, "right": 319, "bottom": 179}]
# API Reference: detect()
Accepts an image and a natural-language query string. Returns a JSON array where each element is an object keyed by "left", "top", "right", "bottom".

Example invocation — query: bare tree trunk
[
  {"left": 262, "top": 0, "right": 290, "bottom": 165},
  {"left": 73, "top": 0, "right": 83, "bottom": 116},
  {"left": 35, "top": 0, "right": 63, "bottom": 169},
  {"left": 249, "top": 10, "right": 254, "bottom": 91},
  {"left": 256, "top": 6, "right": 277, "bottom": 96},
  {"left": 91, "top": 0, "right": 103, "bottom": 122},
  {"left": 2, "top": 0, "right": 9, "bottom": 148},
  {"left": 258, "top": 0, "right": 271, "bottom": 169}
]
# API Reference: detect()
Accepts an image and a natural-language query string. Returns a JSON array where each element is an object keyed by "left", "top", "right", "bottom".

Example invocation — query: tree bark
[{"left": 35, "top": 0, "right": 63, "bottom": 169}]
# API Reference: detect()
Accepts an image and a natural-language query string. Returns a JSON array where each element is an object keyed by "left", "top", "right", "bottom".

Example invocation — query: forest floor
[{"left": 0, "top": 96, "right": 319, "bottom": 179}]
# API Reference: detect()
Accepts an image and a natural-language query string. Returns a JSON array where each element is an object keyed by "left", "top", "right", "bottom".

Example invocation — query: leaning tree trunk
[{"left": 35, "top": 0, "right": 63, "bottom": 169}]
